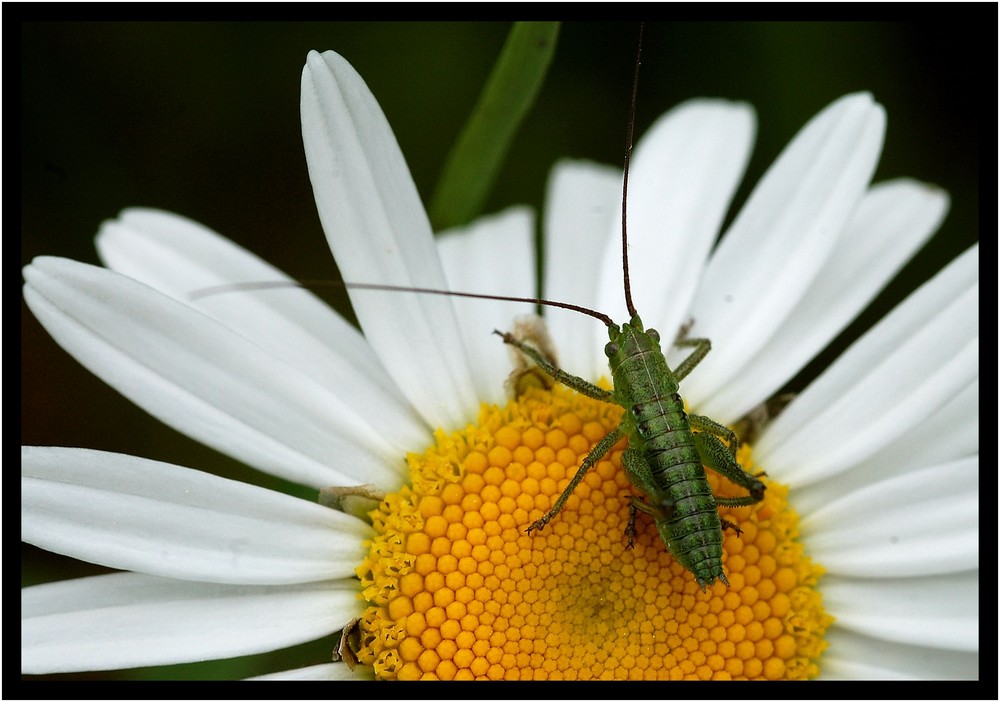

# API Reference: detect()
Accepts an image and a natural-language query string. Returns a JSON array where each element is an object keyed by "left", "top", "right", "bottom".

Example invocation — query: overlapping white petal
[
  {"left": 23, "top": 257, "right": 409, "bottom": 491},
  {"left": 757, "top": 245, "right": 978, "bottom": 485},
  {"left": 801, "top": 459, "right": 978, "bottom": 576},
  {"left": 22, "top": 572, "right": 360, "bottom": 674},
  {"left": 22, "top": 446, "right": 372, "bottom": 584},
  {"left": 542, "top": 160, "right": 622, "bottom": 376},
  {"left": 97, "top": 208, "right": 428, "bottom": 451},
  {"left": 699, "top": 179, "right": 949, "bottom": 420},
  {"left": 436, "top": 207, "right": 536, "bottom": 405},
  {"left": 542, "top": 101, "right": 756, "bottom": 382},
  {"left": 683, "top": 93, "right": 886, "bottom": 411},
  {"left": 802, "top": 380, "right": 978, "bottom": 516},
  {"left": 301, "top": 49, "right": 478, "bottom": 429},
  {"left": 595, "top": 99, "right": 756, "bottom": 350},
  {"left": 821, "top": 571, "right": 978, "bottom": 652},
  {"left": 821, "top": 629, "right": 979, "bottom": 680}
]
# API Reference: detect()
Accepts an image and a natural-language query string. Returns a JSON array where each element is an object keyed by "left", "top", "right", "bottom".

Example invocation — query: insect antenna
[
  {"left": 620, "top": 22, "right": 644, "bottom": 319},
  {"left": 189, "top": 279, "right": 614, "bottom": 327}
]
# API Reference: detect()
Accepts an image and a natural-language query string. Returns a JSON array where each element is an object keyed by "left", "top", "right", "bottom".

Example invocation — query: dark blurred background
[{"left": 20, "top": 20, "right": 979, "bottom": 679}]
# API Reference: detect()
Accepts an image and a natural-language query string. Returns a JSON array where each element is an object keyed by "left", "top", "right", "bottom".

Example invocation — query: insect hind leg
[
  {"left": 692, "top": 431, "right": 766, "bottom": 504},
  {"left": 690, "top": 413, "right": 739, "bottom": 457}
]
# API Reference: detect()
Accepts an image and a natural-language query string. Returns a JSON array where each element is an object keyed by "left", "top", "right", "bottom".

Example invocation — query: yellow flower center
[{"left": 353, "top": 384, "right": 832, "bottom": 680}]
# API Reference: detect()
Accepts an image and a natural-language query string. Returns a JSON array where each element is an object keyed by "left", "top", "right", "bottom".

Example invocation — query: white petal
[
  {"left": 855, "top": 380, "right": 978, "bottom": 481},
  {"left": 97, "top": 208, "right": 428, "bottom": 451},
  {"left": 822, "top": 629, "right": 978, "bottom": 680},
  {"left": 684, "top": 93, "right": 886, "bottom": 408},
  {"left": 247, "top": 662, "right": 374, "bottom": 680},
  {"left": 22, "top": 573, "right": 361, "bottom": 674},
  {"left": 542, "top": 159, "right": 622, "bottom": 379},
  {"left": 22, "top": 447, "right": 371, "bottom": 585},
  {"left": 800, "top": 459, "right": 978, "bottom": 576},
  {"left": 819, "top": 656, "right": 916, "bottom": 680},
  {"left": 437, "top": 207, "right": 536, "bottom": 405},
  {"left": 23, "top": 257, "right": 408, "bottom": 491},
  {"left": 699, "top": 179, "right": 949, "bottom": 420},
  {"left": 301, "top": 50, "right": 477, "bottom": 428},
  {"left": 790, "top": 371, "right": 976, "bottom": 521},
  {"left": 821, "top": 571, "right": 978, "bottom": 652},
  {"left": 757, "top": 244, "right": 978, "bottom": 484},
  {"left": 597, "top": 99, "right": 756, "bottom": 343}
]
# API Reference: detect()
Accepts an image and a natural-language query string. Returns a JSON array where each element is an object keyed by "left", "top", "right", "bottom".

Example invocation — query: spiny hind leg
[
  {"left": 689, "top": 413, "right": 739, "bottom": 458},
  {"left": 693, "top": 432, "right": 766, "bottom": 505},
  {"left": 494, "top": 330, "right": 613, "bottom": 403},
  {"left": 526, "top": 426, "right": 622, "bottom": 535}
]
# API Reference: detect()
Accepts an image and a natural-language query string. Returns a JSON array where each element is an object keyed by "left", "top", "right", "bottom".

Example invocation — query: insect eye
[
  {"left": 604, "top": 342, "right": 618, "bottom": 358},
  {"left": 647, "top": 328, "right": 660, "bottom": 343}
]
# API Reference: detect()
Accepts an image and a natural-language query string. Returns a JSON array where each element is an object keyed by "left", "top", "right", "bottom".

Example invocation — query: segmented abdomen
[
  {"left": 608, "top": 320, "right": 727, "bottom": 587},
  {"left": 632, "top": 394, "right": 726, "bottom": 586}
]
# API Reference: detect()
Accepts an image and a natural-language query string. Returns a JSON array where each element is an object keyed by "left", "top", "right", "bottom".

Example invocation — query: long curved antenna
[
  {"left": 190, "top": 279, "right": 614, "bottom": 327},
  {"left": 621, "top": 22, "right": 644, "bottom": 319}
]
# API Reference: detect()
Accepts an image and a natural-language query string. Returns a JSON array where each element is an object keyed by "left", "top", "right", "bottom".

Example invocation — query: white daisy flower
[{"left": 22, "top": 48, "right": 977, "bottom": 681}]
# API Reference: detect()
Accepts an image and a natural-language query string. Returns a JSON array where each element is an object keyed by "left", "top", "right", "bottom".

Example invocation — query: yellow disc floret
[{"left": 353, "top": 385, "right": 832, "bottom": 680}]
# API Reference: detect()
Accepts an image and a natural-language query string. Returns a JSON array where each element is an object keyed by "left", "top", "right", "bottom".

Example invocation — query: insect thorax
[{"left": 606, "top": 315, "right": 680, "bottom": 404}]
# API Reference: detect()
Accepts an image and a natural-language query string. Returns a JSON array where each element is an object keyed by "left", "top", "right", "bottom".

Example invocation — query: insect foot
[
  {"left": 720, "top": 517, "right": 744, "bottom": 536},
  {"left": 625, "top": 501, "right": 641, "bottom": 549},
  {"left": 525, "top": 516, "right": 550, "bottom": 535}
]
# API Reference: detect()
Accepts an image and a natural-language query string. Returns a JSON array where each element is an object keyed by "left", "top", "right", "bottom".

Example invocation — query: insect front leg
[
  {"left": 692, "top": 431, "right": 766, "bottom": 506},
  {"left": 494, "top": 330, "right": 614, "bottom": 403},
  {"left": 526, "top": 426, "right": 622, "bottom": 535},
  {"left": 672, "top": 337, "right": 711, "bottom": 382}
]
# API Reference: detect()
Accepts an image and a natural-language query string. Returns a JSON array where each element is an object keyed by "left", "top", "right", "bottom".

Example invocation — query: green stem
[{"left": 429, "top": 22, "right": 560, "bottom": 231}]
